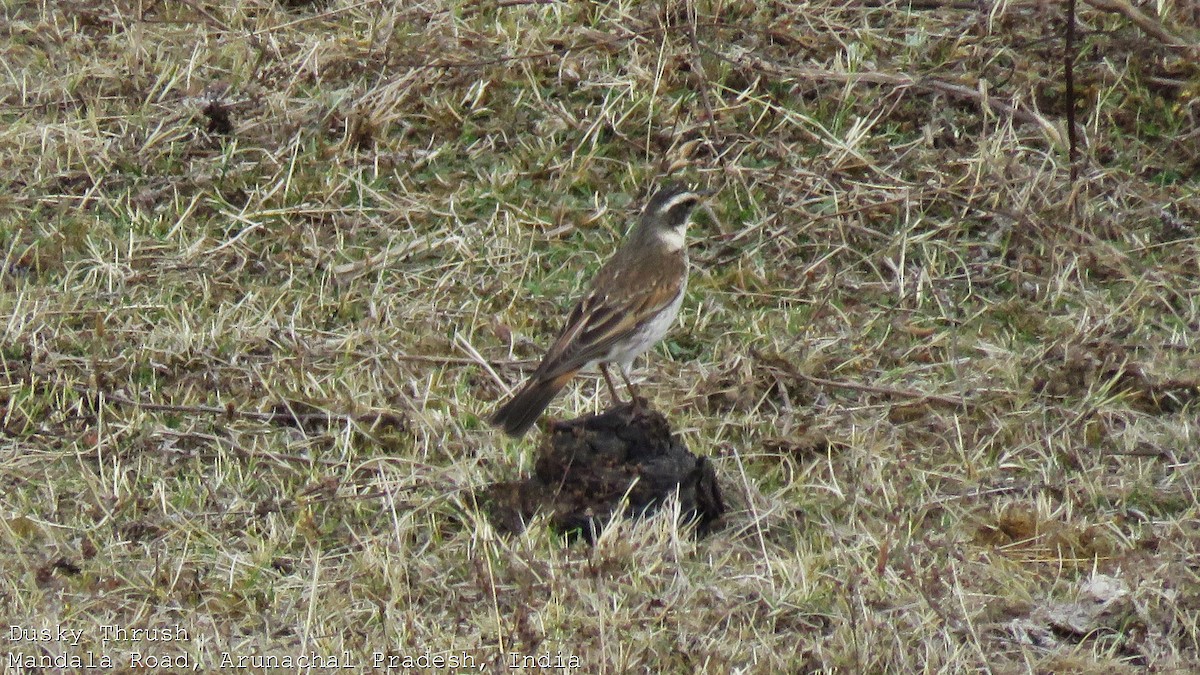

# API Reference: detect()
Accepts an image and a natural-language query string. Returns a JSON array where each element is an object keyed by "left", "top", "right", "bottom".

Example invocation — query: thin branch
[
  {"left": 1084, "top": 0, "right": 1193, "bottom": 50},
  {"left": 854, "top": 0, "right": 995, "bottom": 8},
  {"left": 917, "top": 79, "right": 1062, "bottom": 147},
  {"left": 1065, "top": 0, "right": 1079, "bottom": 188},
  {"left": 172, "top": 0, "right": 229, "bottom": 31},
  {"left": 752, "top": 348, "right": 968, "bottom": 408},
  {"left": 74, "top": 385, "right": 405, "bottom": 430},
  {"left": 684, "top": 0, "right": 725, "bottom": 169},
  {"left": 392, "top": 353, "right": 537, "bottom": 367},
  {"left": 706, "top": 49, "right": 1064, "bottom": 147}
]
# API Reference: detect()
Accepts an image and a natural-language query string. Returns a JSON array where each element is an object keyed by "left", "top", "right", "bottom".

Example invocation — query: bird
[{"left": 490, "top": 184, "right": 711, "bottom": 437}]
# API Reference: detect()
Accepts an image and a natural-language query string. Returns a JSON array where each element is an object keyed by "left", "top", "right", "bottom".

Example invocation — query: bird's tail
[{"left": 490, "top": 370, "right": 577, "bottom": 437}]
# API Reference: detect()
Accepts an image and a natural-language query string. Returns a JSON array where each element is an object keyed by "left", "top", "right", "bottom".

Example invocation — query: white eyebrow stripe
[{"left": 658, "top": 192, "right": 699, "bottom": 213}]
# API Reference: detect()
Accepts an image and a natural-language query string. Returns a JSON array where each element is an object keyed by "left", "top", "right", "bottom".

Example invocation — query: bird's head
[{"left": 640, "top": 184, "right": 712, "bottom": 245}]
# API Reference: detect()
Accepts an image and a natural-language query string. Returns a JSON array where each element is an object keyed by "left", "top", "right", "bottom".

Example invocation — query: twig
[
  {"left": 917, "top": 78, "right": 1062, "bottom": 146},
  {"left": 854, "top": 0, "right": 1001, "bottom": 8},
  {"left": 247, "top": 0, "right": 386, "bottom": 38},
  {"left": 494, "top": 0, "right": 561, "bottom": 7},
  {"left": 453, "top": 333, "right": 510, "bottom": 393},
  {"left": 684, "top": 0, "right": 725, "bottom": 169},
  {"left": 410, "top": 25, "right": 667, "bottom": 70},
  {"left": 158, "top": 429, "right": 344, "bottom": 466},
  {"left": 1083, "top": 0, "right": 1192, "bottom": 50},
  {"left": 1065, "top": 0, "right": 1079, "bottom": 189},
  {"left": 73, "top": 385, "right": 404, "bottom": 429},
  {"left": 752, "top": 348, "right": 968, "bottom": 408},
  {"left": 173, "top": 0, "right": 229, "bottom": 31},
  {"left": 391, "top": 353, "right": 537, "bottom": 367},
  {"left": 707, "top": 50, "right": 1063, "bottom": 147},
  {"left": 330, "top": 234, "right": 465, "bottom": 282}
]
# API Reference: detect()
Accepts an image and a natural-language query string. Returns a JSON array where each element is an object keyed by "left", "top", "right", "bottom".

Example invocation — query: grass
[{"left": 2, "top": 0, "right": 1199, "bottom": 671}]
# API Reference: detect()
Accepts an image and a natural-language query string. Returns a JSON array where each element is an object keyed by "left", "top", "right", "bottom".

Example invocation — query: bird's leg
[
  {"left": 599, "top": 363, "right": 623, "bottom": 404},
  {"left": 618, "top": 366, "right": 643, "bottom": 406}
]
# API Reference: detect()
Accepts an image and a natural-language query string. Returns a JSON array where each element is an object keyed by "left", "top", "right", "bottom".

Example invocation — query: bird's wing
[{"left": 531, "top": 272, "right": 682, "bottom": 381}]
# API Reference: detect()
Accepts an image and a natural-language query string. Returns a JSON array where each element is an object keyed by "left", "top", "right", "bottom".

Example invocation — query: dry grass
[{"left": 2, "top": 0, "right": 1199, "bottom": 671}]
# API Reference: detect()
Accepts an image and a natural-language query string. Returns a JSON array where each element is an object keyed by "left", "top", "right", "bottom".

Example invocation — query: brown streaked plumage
[{"left": 491, "top": 184, "right": 709, "bottom": 437}]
